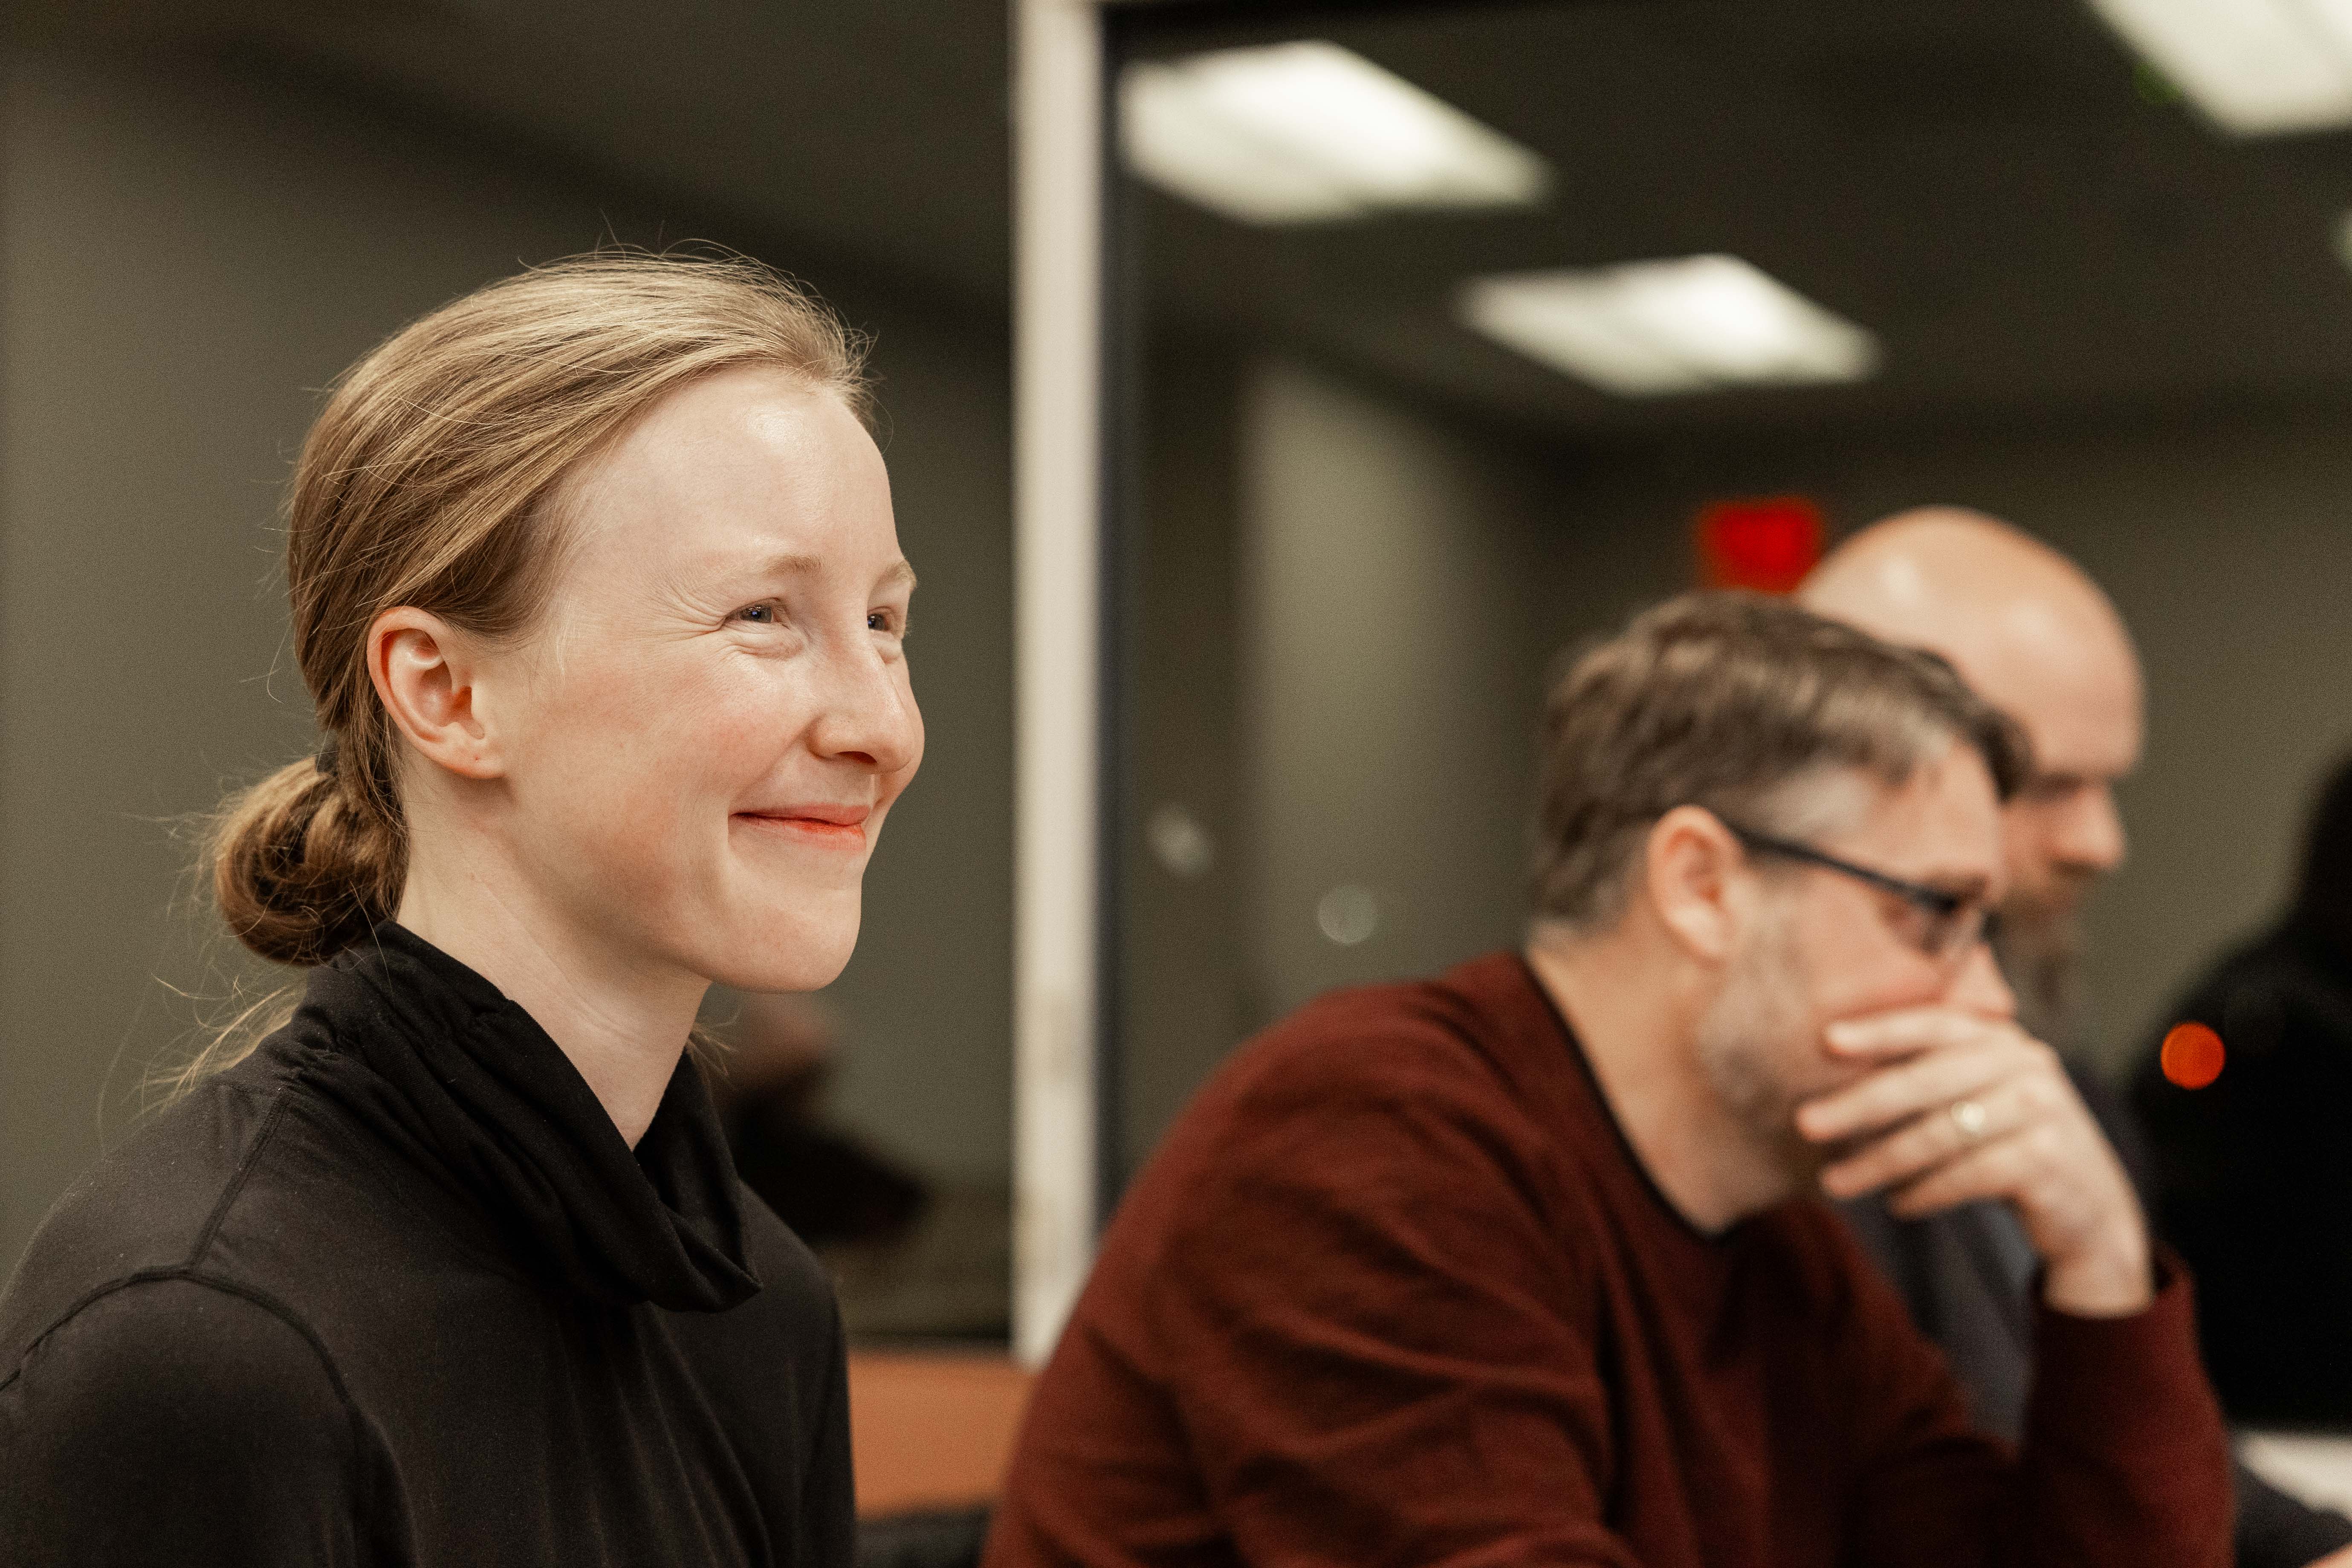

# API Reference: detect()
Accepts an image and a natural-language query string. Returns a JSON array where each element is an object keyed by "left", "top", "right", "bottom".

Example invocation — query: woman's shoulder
[
  {"left": 0, "top": 1061, "right": 307, "bottom": 1360},
  {"left": 0, "top": 1272, "right": 367, "bottom": 1559},
  {"left": 0, "top": 1094, "right": 375, "bottom": 1557},
  {"left": 2, "top": 1271, "right": 352, "bottom": 1430}
]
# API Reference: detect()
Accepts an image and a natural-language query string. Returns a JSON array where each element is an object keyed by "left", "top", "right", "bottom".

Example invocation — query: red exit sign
[{"left": 1695, "top": 496, "right": 1825, "bottom": 595}]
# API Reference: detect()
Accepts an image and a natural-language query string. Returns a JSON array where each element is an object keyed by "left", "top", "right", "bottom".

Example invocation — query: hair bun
[{"left": 211, "top": 756, "right": 400, "bottom": 966}]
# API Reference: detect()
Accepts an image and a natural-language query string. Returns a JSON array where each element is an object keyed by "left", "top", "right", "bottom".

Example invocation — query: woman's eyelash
[{"left": 732, "top": 604, "right": 906, "bottom": 635}]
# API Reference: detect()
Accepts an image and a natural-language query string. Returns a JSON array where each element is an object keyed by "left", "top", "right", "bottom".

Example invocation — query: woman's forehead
[{"left": 558, "top": 379, "right": 896, "bottom": 578}]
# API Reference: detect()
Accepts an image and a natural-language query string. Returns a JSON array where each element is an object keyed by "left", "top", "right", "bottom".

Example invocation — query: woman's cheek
[{"left": 700, "top": 688, "right": 805, "bottom": 775}]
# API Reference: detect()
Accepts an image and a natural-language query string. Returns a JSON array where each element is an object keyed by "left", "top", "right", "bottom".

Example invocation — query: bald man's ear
[{"left": 1643, "top": 806, "right": 1745, "bottom": 964}]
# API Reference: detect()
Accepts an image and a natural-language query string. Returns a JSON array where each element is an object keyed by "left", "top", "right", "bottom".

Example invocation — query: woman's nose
[{"left": 810, "top": 637, "right": 921, "bottom": 775}]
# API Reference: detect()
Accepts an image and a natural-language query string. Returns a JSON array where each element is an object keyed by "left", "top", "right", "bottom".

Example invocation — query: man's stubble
[
  {"left": 1692, "top": 906, "right": 1837, "bottom": 1192},
  {"left": 1995, "top": 880, "right": 2091, "bottom": 1050}
]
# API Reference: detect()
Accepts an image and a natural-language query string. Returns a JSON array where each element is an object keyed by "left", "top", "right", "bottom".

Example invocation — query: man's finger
[
  {"left": 1817, "top": 1079, "right": 2030, "bottom": 1199},
  {"left": 1881, "top": 1127, "right": 2056, "bottom": 1221},
  {"left": 1823, "top": 1008, "right": 1995, "bottom": 1059},
  {"left": 1797, "top": 1043, "right": 2017, "bottom": 1144}
]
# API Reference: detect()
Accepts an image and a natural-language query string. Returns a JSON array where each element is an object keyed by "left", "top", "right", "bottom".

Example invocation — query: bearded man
[
  {"left": 985, "top": 593, "right": 2228, "bottom": 1568},
  {"left": 1803, "top": 507, "right": 2352, "bottom": 1568}
]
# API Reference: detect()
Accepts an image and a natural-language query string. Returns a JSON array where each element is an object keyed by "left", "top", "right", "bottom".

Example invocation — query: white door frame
[{"left": 1011, "top": 0, "right": 1112, "bottom": 1367}]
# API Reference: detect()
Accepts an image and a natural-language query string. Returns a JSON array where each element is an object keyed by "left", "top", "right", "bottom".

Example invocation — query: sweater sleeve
[
  {"left": 0, "top": 1275, "right": 375, "bottom": 1568},
  {"left": 1134, "top": 1045, "right": 1642, "bottom": 1568},
  {"left": 1842, "top": 1251, "right": 2233, "bottom": 1568}
]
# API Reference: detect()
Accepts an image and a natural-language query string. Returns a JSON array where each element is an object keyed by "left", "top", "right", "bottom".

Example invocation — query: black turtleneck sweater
[{"left": 0, "top": 924, "right": 852, "bottom": 1567}]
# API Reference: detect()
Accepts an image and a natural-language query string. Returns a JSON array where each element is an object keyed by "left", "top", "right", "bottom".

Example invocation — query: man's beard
[
  {"left": 1692, "top": 909, "right": 1829, "bottom": 1192},
  {"left": 1995, "top": 888, "right": 2088, "bottom": 1049}
]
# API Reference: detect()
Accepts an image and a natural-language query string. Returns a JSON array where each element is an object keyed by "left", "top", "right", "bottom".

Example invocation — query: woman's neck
[{"left": 394, "top": 848, "right": 706, "bottom": 1149}]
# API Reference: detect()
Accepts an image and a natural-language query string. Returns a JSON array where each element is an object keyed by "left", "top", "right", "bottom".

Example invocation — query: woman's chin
[{"left": 701, "top": 908, "right": 861, "bottom": 994}]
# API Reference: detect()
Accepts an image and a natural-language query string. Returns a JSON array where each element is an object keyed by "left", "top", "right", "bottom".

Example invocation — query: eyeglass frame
[{"left": 1716, "top": 819, "right": 2002, "bottom": 963}]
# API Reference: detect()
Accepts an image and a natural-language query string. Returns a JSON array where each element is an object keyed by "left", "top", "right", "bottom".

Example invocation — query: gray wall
[
  {"left": 1118, "top": 355, "right": 1574, "bottom": 1166},
  {"left": 1117, "top": 338, "right": 1246, "bottom": 1174},
  {"left": 1116, "top": 356, "right": 1817, "bottom": 1167},
  {"left": 0, "top": 48, "right": 1014, "bottom": 1273},
  {"left": 1236, "top": 360, "right": 1559, "bottom": 1021}
]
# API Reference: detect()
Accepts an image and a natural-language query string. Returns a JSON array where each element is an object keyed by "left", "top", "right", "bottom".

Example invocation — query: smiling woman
[{"left": 0, "top": 252, "right": 917, "bottom": 1567}]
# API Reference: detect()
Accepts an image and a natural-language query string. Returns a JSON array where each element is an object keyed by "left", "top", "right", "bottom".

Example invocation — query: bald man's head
[{"left": 1800, "top": 507, "right": 2144, "bottom": 1039}]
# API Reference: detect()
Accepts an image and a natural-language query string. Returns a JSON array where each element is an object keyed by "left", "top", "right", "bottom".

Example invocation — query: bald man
[
  {"left": 1803, "top": 508, "right": 2137, "bottom": 1044},
  {"left": 1803, "top": 507, "right": 2352, "bottom": 1568}
]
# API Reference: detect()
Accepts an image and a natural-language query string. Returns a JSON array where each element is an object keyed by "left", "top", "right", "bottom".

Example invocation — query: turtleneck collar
[{"left": 284, "top": 922, "right": 760, "bottom": 1313}]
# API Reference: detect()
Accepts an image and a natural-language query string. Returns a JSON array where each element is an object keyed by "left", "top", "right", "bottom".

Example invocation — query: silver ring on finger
[{"left": 1949, "top": 1097, "right": 1990, "bottom": 1141}]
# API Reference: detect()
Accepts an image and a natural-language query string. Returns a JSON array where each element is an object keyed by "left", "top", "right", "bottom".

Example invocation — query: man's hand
[{"left": 1794, "top": 1008, "right": 2152, "bottom": 1317}]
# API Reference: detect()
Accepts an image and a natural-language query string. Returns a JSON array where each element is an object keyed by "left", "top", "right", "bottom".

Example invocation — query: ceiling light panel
[
  {"left": 1460, "top": 257, "right": 1882, "bottom": 398},
  {"left": 2087, "top": 0, "right": 2352, "bottom": 136},
  {"left": 1120, "top": 41, "right": 1551, "bottom": 225}
]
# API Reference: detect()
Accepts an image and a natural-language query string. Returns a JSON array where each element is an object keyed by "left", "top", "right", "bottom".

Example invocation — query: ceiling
[
  {"left": 28, "top": 0, "right": 2352, "bottom": 445},
  {"left": 1120, "top": 0, "right": 2352, "bottom": 443},
  {"left": 15, "top": 0, "right": 1019, "bottom": 308}
]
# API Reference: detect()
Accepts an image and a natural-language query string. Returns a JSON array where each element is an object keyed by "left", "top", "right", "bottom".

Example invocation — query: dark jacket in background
[
  {"left": 1846, "top": 1060, "right": 2352, "bottom": 1568},
  {"left": 2135, "top": 921, "right": 2352, "bottom": 1426},
  {"left": 0, "top": 923, "right": 853, "bottom": 1568}
]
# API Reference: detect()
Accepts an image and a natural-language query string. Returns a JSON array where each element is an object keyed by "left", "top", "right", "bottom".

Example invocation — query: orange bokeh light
[{"left": 2160, "top": 1021, "right": 2226, "bottom": 1090}]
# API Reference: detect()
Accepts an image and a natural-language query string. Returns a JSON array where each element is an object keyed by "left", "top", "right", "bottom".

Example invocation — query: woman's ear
[
  {"left": 367, "top": 607, "right": 505, "bottom": 781},
  {"left": 1643, "top": 805, "right": 1744, "bottom": 964}
]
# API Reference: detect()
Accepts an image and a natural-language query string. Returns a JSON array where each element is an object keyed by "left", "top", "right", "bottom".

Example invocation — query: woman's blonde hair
[{"left": 209, "top": 250, "right": 868, "bottom": 977}]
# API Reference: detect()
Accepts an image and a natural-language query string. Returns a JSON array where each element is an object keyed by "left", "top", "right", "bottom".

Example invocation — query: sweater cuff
[{"left": 2028, "top": 1246, "right": 2215, "bottom": 1442}]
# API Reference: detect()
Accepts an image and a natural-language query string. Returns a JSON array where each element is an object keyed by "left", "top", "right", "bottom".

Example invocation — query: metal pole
[{"left": 1011, "top": 0, "right": 1106, "bottom": 1368}]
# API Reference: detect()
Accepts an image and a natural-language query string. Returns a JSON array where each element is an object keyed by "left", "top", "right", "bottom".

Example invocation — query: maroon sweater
[{"left": 986, "top": 952, "right": 2230, "bottom": 1568}]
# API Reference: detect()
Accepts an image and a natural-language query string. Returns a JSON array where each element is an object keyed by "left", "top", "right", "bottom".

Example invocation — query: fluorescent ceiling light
[
  {"left": 1460, "top": 257, "right": 1882, "bottom": 398},
  {"left": 2088, "top": 0, "right": 2352, "bottom": 136},
  {"left": 1120, "top": 41, "right": 1551, "bottom": 225}
]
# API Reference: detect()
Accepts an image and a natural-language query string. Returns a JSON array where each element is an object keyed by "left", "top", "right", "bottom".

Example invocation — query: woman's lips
[{"left": 735, "top": 804, "right": 872, "bottom": 848}]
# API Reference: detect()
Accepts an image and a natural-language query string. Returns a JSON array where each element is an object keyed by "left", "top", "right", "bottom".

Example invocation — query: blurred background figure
[
  {"left": 1802, "top": 509, "right": 2352, "bottom": 1566},
  {"left": 713, "top": 992, "right": 931, "bottom": 1254},
  {"left": 1804, "top": 508, "right": 2140, "bottom": 1049},
  {"left": 2135, "top": 751, "right": 2352, "bottom": 1426},
  {"left": 710, "top": 991, "right": 1013, "bottom": 1346}
]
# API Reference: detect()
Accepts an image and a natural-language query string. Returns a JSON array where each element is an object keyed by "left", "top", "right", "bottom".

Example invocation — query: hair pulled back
[
  {"left": 1530, "top": 591, "right": 2030, "bottom": 933},
  {"left": 212, "top": 250, "right": 868, "bottom": 968}
]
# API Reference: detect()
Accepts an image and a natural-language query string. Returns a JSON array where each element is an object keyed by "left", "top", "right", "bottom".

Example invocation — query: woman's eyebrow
[
  {"left": 746, "top": 553, "right": 916, "bottom": 593},
  {"left": 752, "top": 551, "right": 824, "bottom": 579}
]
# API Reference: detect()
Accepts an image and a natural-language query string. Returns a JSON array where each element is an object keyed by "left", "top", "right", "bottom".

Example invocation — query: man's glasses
[{"left": 1720, "top": 821, "right": 2001, "bottom": 964}]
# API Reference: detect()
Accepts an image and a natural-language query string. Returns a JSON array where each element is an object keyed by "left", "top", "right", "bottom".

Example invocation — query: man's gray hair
[{"left": 1531, "top": 591, "right": 2031, "bottom": 931}]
